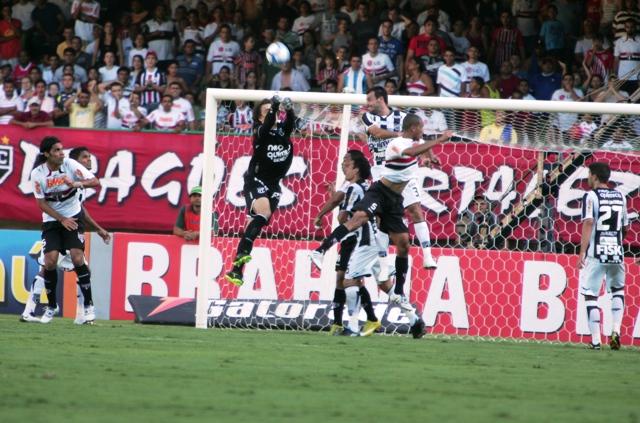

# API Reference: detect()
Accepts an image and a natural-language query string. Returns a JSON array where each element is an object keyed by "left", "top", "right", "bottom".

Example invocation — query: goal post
[{"left": 195, "top": 88, "right": 640, "bottom": 341}]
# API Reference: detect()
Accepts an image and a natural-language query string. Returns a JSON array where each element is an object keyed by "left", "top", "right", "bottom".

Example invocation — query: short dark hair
[
  {"left": 347, "top": 149, "right": 371, "bottom": 180},
  {"left": 588, "top": 162, "right": 611, "bottom": 183},
  {"left": 69, "top": 146, "right": 89, "bottom": 160},
  {"left": 63, "top": 47, "right": 75, "bottom": 55},
  {"left": 402, "top": 113, "right": 422, "bottom": 131},
  {"left": 367, "top": 86, "right": 388, "bottom": 105},
  {"left": 40, "top": 136, "right": 60, "bottom": 153}
]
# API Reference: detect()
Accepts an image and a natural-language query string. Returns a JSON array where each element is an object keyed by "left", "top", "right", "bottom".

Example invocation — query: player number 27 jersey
[{"left": 582, "top": 188, "right": 628, "bottom": 264}]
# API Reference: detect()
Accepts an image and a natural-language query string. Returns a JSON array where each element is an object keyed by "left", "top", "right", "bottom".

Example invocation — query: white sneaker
[
  {"left": 74, "top": 308, "right": 85, "bottom": 325},
  {"left": 309, "top": 250, "right": 324, "bottom": 271},
  {"left": 388, "top": 292, "right": 402, "bottom": 305},
  {"left": 423, "top": 253, "right": 437, "bottom": 269},
  {"left": 20, "top": 313, "right": 40, "bottom": 323},
  {"left": 40, "top": 306, "right": 59, "bottom": 324},
  {"left": 83, "top": 305, "right": 96, "bottom": 324},
  {"left": 389, "top": 294, "right": 414, "bottom": 312}
]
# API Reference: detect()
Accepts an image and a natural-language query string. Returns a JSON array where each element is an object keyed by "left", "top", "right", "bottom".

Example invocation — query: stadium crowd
[{"left": 0, "top": 0, "right": 636, "bottom": 147}]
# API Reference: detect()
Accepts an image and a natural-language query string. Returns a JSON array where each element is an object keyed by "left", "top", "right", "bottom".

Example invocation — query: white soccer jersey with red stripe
[{"left": 381, "top": 136, "right": 418, "bottom": 183}]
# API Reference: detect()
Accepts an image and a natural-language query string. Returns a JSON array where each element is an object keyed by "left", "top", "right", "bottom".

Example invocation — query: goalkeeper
[{"left": 225, "top": 95, "right": 296, "bottom": 286}]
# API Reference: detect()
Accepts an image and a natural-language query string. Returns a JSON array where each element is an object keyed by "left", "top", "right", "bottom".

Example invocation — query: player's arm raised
[
  {"left": 313, "top": 187, "right": 345, "bottom": 229},
  {"left": 367, "top": 125, "right": 398, "bottom": 139},
  {"left": 402, "top": 130, "right": 453, "bottom": 157}
]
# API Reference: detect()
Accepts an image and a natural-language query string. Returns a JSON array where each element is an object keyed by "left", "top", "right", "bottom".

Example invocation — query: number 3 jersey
[
  {"left": 582, "top": 188, "right": 629, "bottom": 263},
  {"left": 31, "top": 158, "right": 94, "bottom": 222}
]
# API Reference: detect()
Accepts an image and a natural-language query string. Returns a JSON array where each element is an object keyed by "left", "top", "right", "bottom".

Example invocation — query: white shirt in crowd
[
  {"left": 119, "top": 99, "right": 147, "bottom": 129},
  {"left": 206, "top": 39, "right": 240, "bottom": 74},
  {"left": 437, "top": 63, "right": 467, "bottom": 97},
  {"left": 416, "top": 109, "right": 447, "bottom": 136},
  {"left": 171, "top": 97, "right": 195, "bottom": 123},
  {"left": 12, "top": 1, "right": 35, "bottom": 31},
  {"left": 145, "top": 107, "right": 184, "bottom": 131},
  {"left": 614, "top": 35, "right": 640, "bottom": 81},
  {"left": 361, "top": 52, "right": 394, "bottom": 88},
  {"left": 551, "top": 87, "right": 583, "bottom": 131},
  {"left": 71, "top": 0, "right": 100, "bottom": 42},
  {"left": 0, "top": 93, "right": 24, "bottom": 124},
  {"left": 145, "top": 19, "right": 176, "bottom": 60},
  {"left": 99, "top": 66, "right": 118, "bottom": 84}
]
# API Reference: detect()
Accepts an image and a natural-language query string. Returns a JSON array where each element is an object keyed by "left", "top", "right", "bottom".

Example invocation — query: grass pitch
[{"left": 1, "top": 315, "right": 639, "bottom": 423}]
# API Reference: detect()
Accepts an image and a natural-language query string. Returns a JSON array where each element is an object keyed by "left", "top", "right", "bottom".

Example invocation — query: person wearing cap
[
  {"left": 10, "top": 98, "right": 53, "bottom": 128},
  {"left": 173, "top": 186, "right": 218, "bottom": 241}
]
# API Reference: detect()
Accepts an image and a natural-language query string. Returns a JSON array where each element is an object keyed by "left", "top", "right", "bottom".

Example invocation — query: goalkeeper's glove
[
  {"left": 283, "top": 97, "right": 293, "bottom": 111},
  {"left": 270, "top": 95, "right": 281, "bottom": 108}
]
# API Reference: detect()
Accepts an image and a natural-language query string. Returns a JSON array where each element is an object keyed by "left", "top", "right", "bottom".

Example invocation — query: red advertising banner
[
  {"left": 110, "top": 232, "right": 640, "bottom": 345},
  {"left": 0, "top": 127, "right": 638, "bottom": 245}
]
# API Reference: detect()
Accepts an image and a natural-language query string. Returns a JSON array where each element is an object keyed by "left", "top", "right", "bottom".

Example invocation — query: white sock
[
  {"left": 414, "top": 221, "right": 432, "bottom": 255},
  {"left": 611, "top": 291, "right": 624, "bottom": 334},
  {"left": 345, "top": 286, "right": 360, "bottom": 332},
  {"left": 585, "top": 299, "right": 601, "bottom": 345},
  {"left": 23, "top": 276, "right": 43, "bottom": 315},
  {"left": 76, "top": 283, "right": 85, "bottom": 318}
]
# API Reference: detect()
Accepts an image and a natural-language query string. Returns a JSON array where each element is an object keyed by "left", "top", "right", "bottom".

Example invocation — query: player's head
[
  {"left": 343, "top": 149, "right": 371, "bottom": 182},
  {"left": 69, "top": 146, "right": 91, "bottom": 170},
  {"left": 402, "top": 113, "right": 424, "bottom": 140},
  {"left": 588, "top": 162, "right": 611, "bottom": 187},
  {"left": 254, "top": 98, "right": 272, "bottom": 124},
  {"left": 366, "top": 87, "right": 388, "bottom": 114},
  {"left": 36, "top": 136, "right": 64, "bottom": 168}
]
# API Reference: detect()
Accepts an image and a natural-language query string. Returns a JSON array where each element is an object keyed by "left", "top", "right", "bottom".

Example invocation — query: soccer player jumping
[
  {"left": 225, "top": 95, "right": 296, "bottom": 286},
  {"left": 30, "top": 137, "right": 100, "bottom": 323},
  {"left": 311, "top": 114, "right": 452, "bottom": 338}
]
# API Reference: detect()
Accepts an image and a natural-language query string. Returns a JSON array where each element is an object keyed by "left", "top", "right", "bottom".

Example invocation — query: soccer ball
[{"left": 266, "top": 42, "right": 291, "bottom": 65}]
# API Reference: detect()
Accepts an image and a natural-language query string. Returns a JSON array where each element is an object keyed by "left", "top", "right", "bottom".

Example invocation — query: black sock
[
  {"left": 359, "top": 286, "right": 377, "bottom": 322},
  {"left": 236, "top": 215, "right": 268, "bottom": 260},
  {"left": 394, "top": 256, "right": 409, "bottom": 295},
  {"left": 75, "top": 264, "right": 93, "bottom": 306},
  {"left": 332, "top": 288, "right": 345, "bottom": 325},
  {"left": 317, "top": 224, "right": 350, "bottom": 253},
  {"left": 43, "top": 268, "right": 58, "bottom": 308}
]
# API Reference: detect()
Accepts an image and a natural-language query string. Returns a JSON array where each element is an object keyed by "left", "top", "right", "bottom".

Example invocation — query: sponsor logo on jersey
[
  {"left": 596, "top": 244, "right": 623, "bottom": 256},
  {"left": 0, "top": 144, "right": 13, "bottom": 185},
  {"left": 46, "top": 177, "right": 67, "bottom": 189}
]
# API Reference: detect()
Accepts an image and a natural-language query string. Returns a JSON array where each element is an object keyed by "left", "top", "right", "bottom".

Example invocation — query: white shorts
[
  {"left": 371, "top": 165, "right": 421, "bottom": 209},
  {"left": 37, "top": 250, "right": 77, "bottom": 272},
  {"left": 345, "top": 244, "right": 383, "bottom": 283},
  {"left": 579, "top": 257, "right": 626, "bottom": 297}
]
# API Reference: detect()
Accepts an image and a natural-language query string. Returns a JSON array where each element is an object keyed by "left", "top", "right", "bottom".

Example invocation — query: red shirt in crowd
[
  {"left": 408, "top": 33, "right": 447, "bottom": 59},
  {"left": 13, "top": 111, "right": 51, "bottom": 123},
  {"left": 0, "top": 18, "right": 21, "bottom": 60}
]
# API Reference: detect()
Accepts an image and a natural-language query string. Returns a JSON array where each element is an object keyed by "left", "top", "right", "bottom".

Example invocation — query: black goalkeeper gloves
[
  {"left": 282, "top": 97, "right": 293, "bottom": 111},
  {"left": 270, "top": 95, "right": 281, "bottom": 109}
]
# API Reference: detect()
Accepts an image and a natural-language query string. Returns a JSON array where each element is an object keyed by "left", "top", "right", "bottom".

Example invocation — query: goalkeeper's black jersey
[{"left": 246, "top": 107, "right": 295, "bottom": 185}]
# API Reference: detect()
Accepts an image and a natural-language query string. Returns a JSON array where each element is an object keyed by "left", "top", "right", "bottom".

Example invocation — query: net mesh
[{"left": 207, "top": 99, "right": 640, "bottom": 345}]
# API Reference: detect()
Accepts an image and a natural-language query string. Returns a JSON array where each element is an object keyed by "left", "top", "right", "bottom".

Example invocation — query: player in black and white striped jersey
[
  {"left": 579, "top": 162, "right": 629, "bottom": 350},
  {"left": 361, "top": 87, "right": 438, "bottom": 270},
  {"left": 313, "top": 150, "right": 380, "bottom": 336}
]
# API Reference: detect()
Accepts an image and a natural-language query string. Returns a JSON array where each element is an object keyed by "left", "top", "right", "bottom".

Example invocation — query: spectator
[
  {"left": 460, "top": 76, "right": 485, "bottom": 136},
  {"left": 98, "top": 51, "right": 118, "bottom": 84},
  {"left": 337, "top": 53, "right": 367, "bottom": 94},
  {"left": 12, "top": 1, "right": 34, "bottom": 44},
  {"left": 470, "top": 196, "right": 498, "bottom": 249},
  {"left": 130, "top": 53, "right": 144, "bottom": 82},
  {"left": 301, "top": 30, "right": 319, "bottom": 76},
  {"left": 489, "top": 11, "right": 525, "bottom": 71},
  {"left": 52, "top": 73, "right": 75, "bottom": 126},
  {"left": 139, "top": 94, "right": 185, "bottom": 132},
  {"left": 335, "top": 45, "right": 349, "bottom": 72},
  {"left": 292, "top": 48, "right": 312, "bottom": 82},
  {"left": 180, "top": 9, "right": 204, "bottom": 53},
  {"left": 143, "top": 4, "right": 175, "bottom": 61},
  {"left": 422, "top": 38, "right": 444, "bottom": 84},
  {"left": 11, "top": 98, "right": 52, "bottom": 128},
  {"left": 205, "top": 24, "right": 240, "bottom": 82},
  {"left": 332, "top": 18, "right": 352, "bottom": 53},
  {"left": 418, "top": 108, "right": 448, "bottom": 138},
  {"left": 362, "top": 36, "right": 395, "bottom": 88},
  {"left": 613, "top": 0, "right": 640, "bottom": 40},
  {"left": 574, "top": 19, "right": 608, "bottom": 66},
  {"left": 454, "top": 218, "right": 473, "bottom": 249},
  {"left": 437, "top": 47, "right": 467, "bottom": 97},
  {"left": 517, "top": 78, "right": 536, "bottom": 100},
  {"left": 28, "top": 65, "right": 41, "bottom": 84},
  {"left": 119, "top": 91, "right": 147, "bottom": 130},
  {"left": 462, "top": 45, "right": 490, "bottom": 93},
  {"left": 0, "top": 5, "right": 22, "bottom": 68},
  {"left": 31, "top": 0, "right": 63, "bottom": 58},
  {"left": 274, "top": 16, "right": 300, "bottom": 50},
  {"left": 315, "top": 53, "right": 339, "bottom": 92},
  {"left": 317, "top": 0, "right": 345, "bottom": 45},
  {"left": 406, "top": 17, "right": 446, "bottom": 73},
  {"left": 0, "top": 80, "right": 23, "bottom": 124},
  {"left": 528, "top": 57, "right": 562, "bottom": 100},
  {"left": 551, "top": 73, "right": 583, "bottom": 142},
  {"left": 70, "top": 36, "right": 91, "bottom": 70},
  {"left": 448, "top": 20, "right": 470, "bottom": 63},
  {"left": 339, "top": 0, "right": 356, "bottom": 22},
  {"left": 539, "top": 5, "right": 566, "bottom": 61},
  {"left": 55, "top": 47, "right": 88, "bottom": 84},
  {"left": 271, "top": 60, "right": 310, "bottom": 92},
  {"left": 378, "top": 18, "right": 404, "bottom": 87},
  {"left": 134, "top": 51, "right": 166, "bottom": 110},
  {"left": 417, "top": 1, "right": 451, "bottom": 32},
  {"left": 127, "top": 33, "right": 148, "bottom": 68},
  {"left": 595, "top": 74, "right": 629, "bottom": 124},
  {"left": 614, "top": 18, "right": 640, "bottom": 94},
  {"left": 165, "top": 60, "right": 187, "bottom": 92},
  {"left": 228, "top": 99, "right": 253, "bottom": 134},
  {"left": 497, "top": 61, "right": 520, "bottom": 98},
  {"left": 582, "top": 71, "right": 604, "bottom": 102},
  {"left": 18, "top": 76, "right": 33, "bottom": 108},
  {"left": 115, "top": 66, "right": 133, "bottom": 98},
  {"left": 479, "top": 110, "right": 518, "bottom": 144},
  {"left": 512, "top": 0, "right": 540, "bottom": 54},
  {"left": 42, "top": 54, "right": 60, "bottom": 84},
  {"left": 509, "top": 53, "right": 528, "bottom": 80},
  {"left": 13, "top": 50, "right": 34, "bottom": 81},
  {"left": 31, "top": 79, "right": 55, "bottom": 114},
  {"left": 325, "top": 78, "right": 337, "bottom": 93},
  {"left": 176, "top": 40, "right": 204, "bottom": 89},
  {"left": 602, "top": 126, "right": 635, "bottom": 150},
  {"left": 384, "top": 78, "right": 397, "bottom": 95},
  {"left": 101, "top": 81, "right": 124, "bottom": 129},
  {"left": 292, "top": 1, "right": 317, "bottom": 41},
  {"left": 350, "top": 1, "right": 379, "bottom": 56},
  {"left": 202, "top": 6, "right": 224, "bottom": 46},
  {"left": 167, "top": 81, "right": 195, "bottom": 130},
  {"left": 65, "top": 87, "right": 101, "bottom": 128},
  {"left": 173, "top": 186, "right": 218, "bottom": 241},
  {"left": 571, "top": 113, "right": 598, "bottom": 145},
  {"left": 404, "top": 56, "right": 434, "bottom": 96},
  {"left": 71, "top": 0, "right": 99, "bottom": 43},
  {"left": 583, "top": 33, "right": 614, "bottom": 82},
  {"left": 93, "top": 21, "right": 122, "bottom": 66},
  {"left": 465, "top": 16, "right": 488, "bottom": 58}
]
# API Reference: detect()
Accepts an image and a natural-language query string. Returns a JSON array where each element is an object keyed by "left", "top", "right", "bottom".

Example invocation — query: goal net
[{"left": 196, "top": 89, "right": 640, "bottom": 346}]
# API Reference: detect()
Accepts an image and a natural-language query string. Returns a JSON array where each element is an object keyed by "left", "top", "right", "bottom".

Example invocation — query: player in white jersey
[
  {"left": 361, "top": 87, "right": 438, "bottom": 269},
  {"left": 21, "top": 147, "right": 111, "bottom": 324},
  {"left": 29, "top": 137, "right": 100, "bottom": 324},
  {"left": 313, "top": 150, "right": 381, "bottom": 336},
  {"left": 578, "top": 162, "right": 629, "bottom": 350},
  {"left": 311, "top": 114, "right": 453, "bottom": 338}
]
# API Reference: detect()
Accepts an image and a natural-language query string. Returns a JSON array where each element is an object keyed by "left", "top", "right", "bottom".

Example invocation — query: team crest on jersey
[{"left": 0, "top": 144, "right": 13, "bottom": 185}]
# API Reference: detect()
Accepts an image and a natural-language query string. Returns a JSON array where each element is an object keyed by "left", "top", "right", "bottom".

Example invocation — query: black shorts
[
  {"left": 352, "top": 181, "right": 408, "bottom": 234},
  {"left": 41, "top": 212, "right": 85, "bottom": 254},
  {"left": 335, "top": 235, "right": 357, "bottom": 271},
  {"left": 244, "top": 176, "right": 281, "bottom": 217}
]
